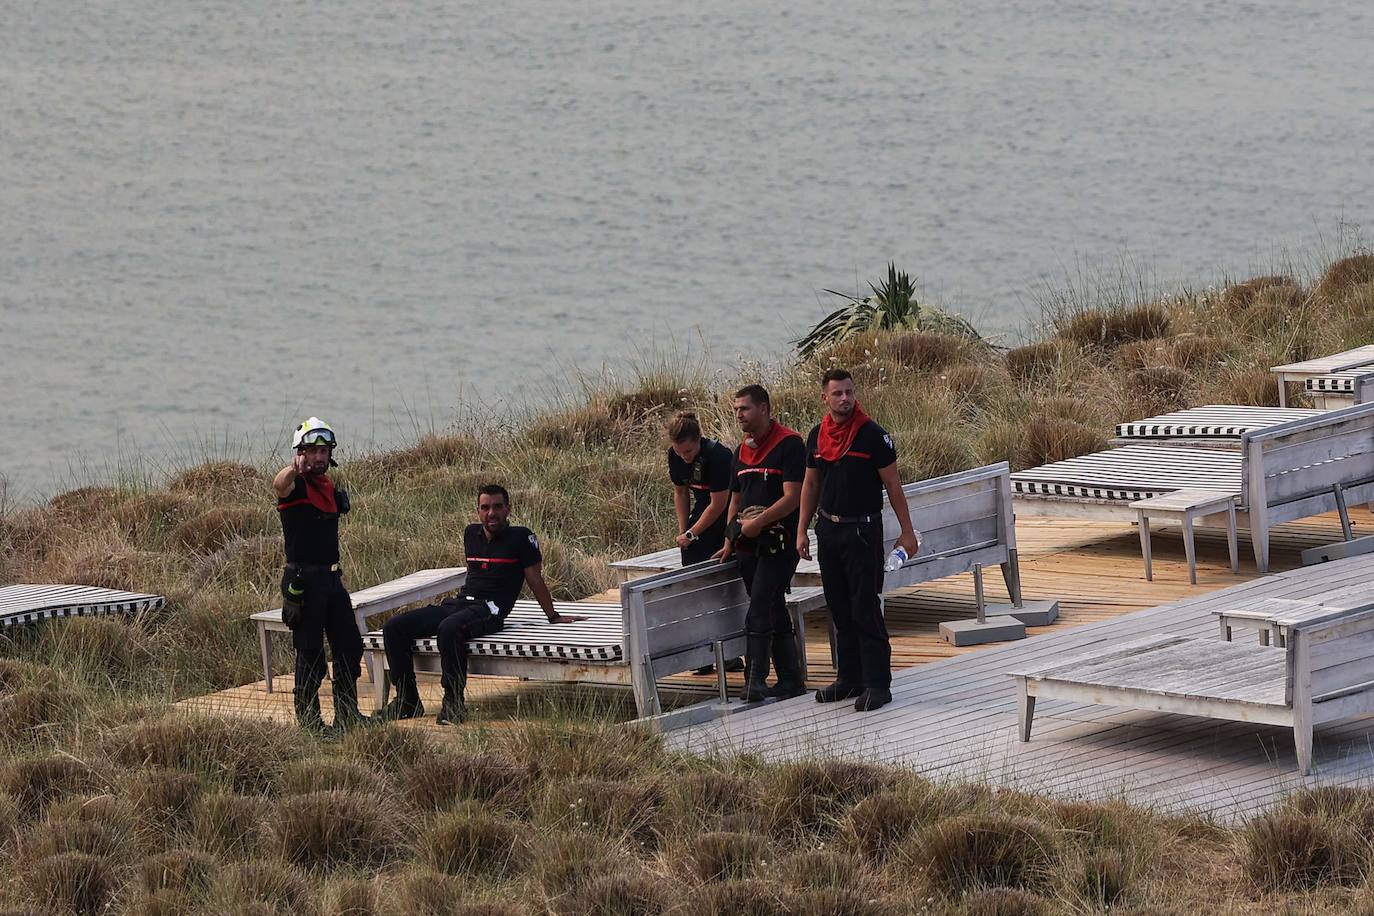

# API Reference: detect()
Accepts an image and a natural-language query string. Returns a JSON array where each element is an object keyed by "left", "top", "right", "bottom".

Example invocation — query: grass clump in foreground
[{"left": 3, "top": 249, "right": 1374, "bottom": 912}]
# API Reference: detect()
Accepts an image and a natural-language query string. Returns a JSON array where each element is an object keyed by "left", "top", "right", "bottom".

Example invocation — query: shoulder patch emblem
[
  {"left": 883, "top": 434, "right": 893, "bottom": 448},
  {"left": 528, "top": 534, "right": 539, "bottom": 548}
]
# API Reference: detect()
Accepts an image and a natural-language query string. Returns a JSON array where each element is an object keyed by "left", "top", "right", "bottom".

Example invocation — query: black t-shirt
[
  {"left": 460, "top": 523, "right": 543, "bottom": 615},
  {"left": 277, "top": 477, "right": 342, "bottom": 565},
  {"left": 667, "top": 438, "right": 733, "bottom": 532},
  {"left": 806, "top": 419, "right": 899, "bottom": 517},
  {"left": 730, "top": 430, "right": 807, "bottom": 545}
]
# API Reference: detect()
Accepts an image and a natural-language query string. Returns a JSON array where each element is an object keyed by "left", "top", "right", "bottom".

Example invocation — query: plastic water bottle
[{"left": 884, "top": 546, "right": 908, "bottom": 573}]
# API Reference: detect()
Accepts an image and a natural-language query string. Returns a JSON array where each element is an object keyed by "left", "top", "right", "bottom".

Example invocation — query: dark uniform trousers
[
  {"left": 680, "top": 528, "right": 726, "bottom": 567},
  {"left": 287, "top": 567, "right": 363, "bottom": 699},
  {"left": 816, "top": 517, "right": 890, "bottom": 689},
  {"left": 739, "top": 549, "right": 799, "bottom": 638},
  {"left": 382, "top": 595, "right": 505, "bottom": 700}
]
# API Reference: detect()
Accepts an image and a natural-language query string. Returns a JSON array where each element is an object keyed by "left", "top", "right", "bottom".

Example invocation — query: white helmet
[{"left": 292, "top": 417, "right": 338, "bottom": 451}]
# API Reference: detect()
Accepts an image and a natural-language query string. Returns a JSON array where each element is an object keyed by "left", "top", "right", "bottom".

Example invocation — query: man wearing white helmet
[{"left": 273, "top": 417, "right": 365, "bottom": 735}]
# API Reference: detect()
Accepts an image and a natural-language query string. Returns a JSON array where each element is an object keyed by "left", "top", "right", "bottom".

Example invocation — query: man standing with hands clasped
[
  {"left": 713, "top": 384, "right": 808, "bottom": 702},
  {"left": 797, "top": 369, "right": 920, "bottom": 712}
]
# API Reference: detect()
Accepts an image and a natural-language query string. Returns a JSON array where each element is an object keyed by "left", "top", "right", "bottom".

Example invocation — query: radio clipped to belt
[{"left": 727, "top": 505, "right": 787, "bottom": 557}]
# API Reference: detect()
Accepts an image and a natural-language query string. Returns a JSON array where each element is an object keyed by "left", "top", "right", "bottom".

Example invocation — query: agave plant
[{"left": 795, "top": 263, "right": 981, "bottom": 358}]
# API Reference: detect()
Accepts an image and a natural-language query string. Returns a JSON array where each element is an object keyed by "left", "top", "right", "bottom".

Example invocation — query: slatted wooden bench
[
  {"left": 612, "top": 461, "right": 1042, "bottom": 633},
  {"left": 0, "top": 584, "right": 164, "bottom": 629},
  {"left": 1010, "top": 603, "right": 1374, "bottom": 774},
  {"left": 1014, "top": 403, "right": 1374, "bottom": 572},
  {"left": 365, "top": 561, "right": 759, "bottom": 718},
  {"left": 250, "top": 567, "right": 467, "bottom": 693},
  {"left": 1112, "top": 406, "right": 1322, "bottom": 448},
  {"left": 1272, "top": 345, "right": 1374, "bottom": 407},
  {"left": 1305, "top": 369, "right": 1374, "bottom": 410}
]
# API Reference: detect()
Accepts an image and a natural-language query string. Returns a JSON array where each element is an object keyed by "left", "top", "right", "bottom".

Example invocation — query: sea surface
[{"left": 3, "top": 1, "right": 1371, "bottom": 500}]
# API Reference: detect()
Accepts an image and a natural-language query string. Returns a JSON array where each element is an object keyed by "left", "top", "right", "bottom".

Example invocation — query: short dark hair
[
  {"left": 477, "top": 483, "right": 509, "bottom": 505},
  {"left": 733, "top": 384, "right": 771, "bottom": 407},
  {"left": 821, "top": 368, "right": 853, "bottom": 387}
]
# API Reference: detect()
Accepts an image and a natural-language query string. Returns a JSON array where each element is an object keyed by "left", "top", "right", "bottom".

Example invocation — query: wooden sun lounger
[
  {"left": 1305, "top": 369, "right": 1374, "bottom": 410},
  {"left": 1010, "top": 604, "right": 1374, "bottom": 774},
  {"left": 1113, "top": 406, "right": 1322, "bottom": 448},
  {"left": 0, "top": 584, "right": 164, "bottom": 629},
  {"left": 1014, "top": 404, "right": 1374, "bottom": 572},
  {"left": 366, "top": 561, "right": 765, "bottom": 718},
  {"left": 250, "top": 567, "right": 467, "bottom": 693},
  {"left": 1272, "top": 345, "right": 1374, "bottom": 407}
]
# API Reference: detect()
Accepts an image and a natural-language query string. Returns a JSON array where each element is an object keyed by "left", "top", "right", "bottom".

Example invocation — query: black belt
[
  {"left": 820, "top": 510, "right": 881, "bottom": 524},
  {"left": 285, "top": 562, "right": 340, "bottom": 572}
]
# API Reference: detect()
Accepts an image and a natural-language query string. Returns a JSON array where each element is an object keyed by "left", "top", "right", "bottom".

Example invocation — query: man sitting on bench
[{"left": 376, "top": 484, "right": 584, "bottom": 725}]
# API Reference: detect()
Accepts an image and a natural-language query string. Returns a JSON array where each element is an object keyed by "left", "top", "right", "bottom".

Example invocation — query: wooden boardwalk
[
  {"left": 663, "top": 514, "right": 1374, "bottom": 821},
  {"left": 187, "top": 511, "right": 1374, "bottom": 819}
]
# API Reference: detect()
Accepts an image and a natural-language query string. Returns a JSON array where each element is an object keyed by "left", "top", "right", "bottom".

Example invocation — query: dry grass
[{"left": 5, "top": 251, "right": 1374, "bottom": 913}]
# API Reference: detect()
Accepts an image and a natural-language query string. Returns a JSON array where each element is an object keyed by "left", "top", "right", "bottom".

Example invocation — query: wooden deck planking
[
  {"left": 189, "top": 510, "right": 1374, "bottom": 792},
  {"left": 664, "top": 520, "right": 1374, "bottom": 819}
]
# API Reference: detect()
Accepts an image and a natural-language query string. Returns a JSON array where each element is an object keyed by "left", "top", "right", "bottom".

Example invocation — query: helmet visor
[{"left": 297, "top": 428, "right": 336, "bottom": 448}]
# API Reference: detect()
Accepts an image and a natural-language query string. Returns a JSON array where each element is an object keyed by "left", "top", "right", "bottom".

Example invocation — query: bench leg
[
  {"left": 1251, "top": 514, "right": 1271, "bottom": 574},
  {"left": 714, "top": 642, "right": 729, "bottom": 704},
  {"left": 1136, "top": 510, "right": 1153, "bottom": 581},
  {"left": 258, "top": 624, "right": 274, "bottom": 694},
  {"left": 1294, "top": 720, "right": 1314, "bottom": 776},
  {"left": 1016, "top": 679, "right": 1035, "bottom": 742},
  {"left": 1226, "top": 505, "right": 1239, "bottom": 575},
  {"left": 366, "top": 651, "right": 389, "bottom": 712},
  {"left": 1181, "top": 513, "right": 1198, "bottom": 585},
  {"left": 1000, "top": 549, "right": 1024, "bottom": 607}
]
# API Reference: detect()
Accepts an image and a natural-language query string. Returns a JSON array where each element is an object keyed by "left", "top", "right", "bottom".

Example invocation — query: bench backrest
[
  {"left": 1288, "top": 605, "right": 1374, "bottom": 706},
  {"left": 883, "top": 462, "right": 1016, "bottom": 588},
  {"left": 1241, "top": 403, "right": 1374, "bottom": 510},
  {"left": 620, "top": 560, "right": 749, "bottom": 693}
]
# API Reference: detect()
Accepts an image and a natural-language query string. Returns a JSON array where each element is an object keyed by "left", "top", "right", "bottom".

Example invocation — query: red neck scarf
[
  {"left": 303, "top": 473, "right": 338, "bottom": 513},
  {"left": 737, "top": 420, "right": 800, "bottom": 466},
  {"left": 815, "top": 402, "right": 872, "bottom": 462}
]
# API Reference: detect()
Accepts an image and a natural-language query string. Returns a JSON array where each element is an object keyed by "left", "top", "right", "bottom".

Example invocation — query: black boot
[
  {"left": 293, "top": 686, "right": 330, "bottom": 737},
  {"left": 436, "top": 667, "right": 467, "bottom": 726},
  {"left": 854, "top": 687, "right": 893, "bottom": 712},
  {"left": 375, "top": 674, "right": 424, "bottom": 722},
  {"left": 330, "top": 669, "right": 370, "bottom": 733},
  {"left": 769, "top": 633, "right": 807, "bottom": 700},
  {"left": 814, "top": 681, "right": 864, "bottom": 704},
  {"left": 740, "top": 634, "right": 772, "bottom": 703}
]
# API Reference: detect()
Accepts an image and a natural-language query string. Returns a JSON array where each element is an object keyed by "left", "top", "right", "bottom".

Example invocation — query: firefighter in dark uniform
[
  {"left": 713, "top": 385, "right": 808, "bottom": 702},
  {"left": 667, "top": 410, "right": 733, "bottom": 566},
  {"left": 797, "top": 369, "right": 920, "bottom": 712},
  {"left": 377, "top": 484, "right": 584, "bottom": 725},
  {"left": 666, "top": 410, "right": 744, "bottom": 675},
  {"left": 273, "top": 417, "right": 365, "bottom": 735}
]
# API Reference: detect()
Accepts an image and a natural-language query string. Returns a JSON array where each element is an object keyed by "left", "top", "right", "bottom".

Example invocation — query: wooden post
[{"left": 974, "top": 564, "right": 986, "bottom": 625}]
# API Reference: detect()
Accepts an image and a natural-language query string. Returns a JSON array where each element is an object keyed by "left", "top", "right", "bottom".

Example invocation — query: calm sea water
[{"left": 3, "top": 1, "right": 1371, "bottom": 500}]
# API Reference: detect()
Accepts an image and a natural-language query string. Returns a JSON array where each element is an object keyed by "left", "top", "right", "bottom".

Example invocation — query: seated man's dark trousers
[
  {"left": 289, "top": 566, "right": 363, "bottom": 730},
  {"left": 815, "top": 516, "right": 890, "bottom": 690},
  {"left": 738, "top": 548, "right": 801, "bottom": 698},
  {"left": 382, "top": 595, "right": 505, "bottom": 712}
]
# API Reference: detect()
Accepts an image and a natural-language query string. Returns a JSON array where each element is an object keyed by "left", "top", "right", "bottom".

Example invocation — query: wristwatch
[{"left": 684, "top": 530, "right": 698, "bottom": 543}]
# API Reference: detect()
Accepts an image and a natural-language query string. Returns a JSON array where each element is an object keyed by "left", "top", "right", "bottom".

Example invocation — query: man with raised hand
[
  {"left": 797, "top": 369, "right": 920, "bottom": 712},
  {"left": 273, "top": 416, "right": 364, "bottom": 735},
  {"left": 378, "top": 484, "right": 584, "bottom": 726}
]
